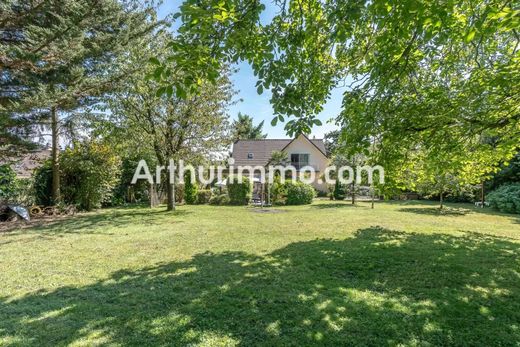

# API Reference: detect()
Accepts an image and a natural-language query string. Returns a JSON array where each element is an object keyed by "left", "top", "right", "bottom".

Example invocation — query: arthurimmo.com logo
[{"left": 131, "top": 158, "right": 385, "bottom": 186}]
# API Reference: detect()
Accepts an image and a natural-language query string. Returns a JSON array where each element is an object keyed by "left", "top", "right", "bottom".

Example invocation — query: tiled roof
[
  {"left": 1, "top": 149, "right": 51, "bottom": 178},
  {"left": 231, "top": 137, "right": 327, "bottom": 166}
]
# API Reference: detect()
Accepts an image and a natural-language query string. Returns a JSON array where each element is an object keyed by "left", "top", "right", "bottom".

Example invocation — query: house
[
  {"left": 0, "top": 148, "right": 52, "bottom": 178},
  {"left": 231, "top": 134, "right": 329, "bottom": 192}
]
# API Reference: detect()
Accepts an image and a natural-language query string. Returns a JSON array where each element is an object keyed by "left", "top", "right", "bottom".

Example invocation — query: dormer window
[{"left": 247, "top": 153, "right": 254, "bottom": 159}]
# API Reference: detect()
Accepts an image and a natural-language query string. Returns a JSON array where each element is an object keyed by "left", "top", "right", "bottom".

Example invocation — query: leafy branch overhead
[{"left": 155, "top": 0, "right": 519, "bottom": 185}]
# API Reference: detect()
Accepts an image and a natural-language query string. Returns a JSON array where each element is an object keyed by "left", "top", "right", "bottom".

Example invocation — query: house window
[
  {"left": 247, "top": 153, "right": 254, "bottom": 159},
  {"left": 291, "top": 153, "right": 309, "bottom": 169}
]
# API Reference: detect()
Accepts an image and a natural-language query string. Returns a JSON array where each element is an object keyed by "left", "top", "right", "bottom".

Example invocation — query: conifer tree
[{"left": 0, "top": 0, "right": 159, "bottom": 202}]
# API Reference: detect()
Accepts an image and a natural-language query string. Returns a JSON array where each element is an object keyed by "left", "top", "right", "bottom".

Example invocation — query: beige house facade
[{"left": 231, "top": 134, "right": 329, "bottom": 192}]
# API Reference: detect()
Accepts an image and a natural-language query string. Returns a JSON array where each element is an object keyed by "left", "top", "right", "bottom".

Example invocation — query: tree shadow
[
  {"left": 397, "top": 207, "right": 471, "bottom": 216},
  {"left": 1, "top": 227, "right": 519, "bottom": 346},
  {"left": 0, "top": 208, "right": 192, "bottom": 238},
  {"left": 311, "top": 202, "right": 360, "bottom": 209}
]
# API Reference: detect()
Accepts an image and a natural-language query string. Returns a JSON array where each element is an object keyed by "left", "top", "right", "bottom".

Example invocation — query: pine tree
[
  {"left": 231, "top": 113, "right": 267, "bottom": 141},
  {"left": 0, "top": 0, "right": 159, "bottom": 201}
]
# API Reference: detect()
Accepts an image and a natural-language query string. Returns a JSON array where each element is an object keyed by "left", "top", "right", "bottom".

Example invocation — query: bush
[
  {"left": 196, "top": 189, "right": 212, "bottom": 204},
  {"left": 60, "top": 142, "right": 121, "bottom": 211},
  {"left": 285, "top": 181, "right": 315, "bottom": 205},
  {"left": 227, "top": 176, "right": 251, "bottom": 205},
  {"left": 209, "top": 193, "right": 230, "bottom": 205},
  {"left": 33, "top": 160, "right": 53, "bottom": 206},
  {"left": 316, "top": 190, "right": 328, "bottom": 198},
  {"left": 0, "top": 164, "right": 17, "bottom": 202},
  {"left": 184, "top": 171, "right": 198, "bottom": 204},
  {"left": 10, "top": 178, "right": 34, "bottom": 206},
  {"left": 333, "top": 180, "right": 346, "bottom": 200},
  {"left": 487, "top": 183, "right": 520, "bottom": 214},
  {"left": 270, "top": 175, "right": 286, "bottom": 205},
  {"left": 110, "top": 155, "right": 154, "bottom": 206}
]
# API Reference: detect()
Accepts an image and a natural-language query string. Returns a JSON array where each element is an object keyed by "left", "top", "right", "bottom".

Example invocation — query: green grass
[{"left": 1, "top": 200, "right": 519, "bottom": 346}]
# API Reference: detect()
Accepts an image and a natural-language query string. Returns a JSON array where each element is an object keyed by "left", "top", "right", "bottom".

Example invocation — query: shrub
[
  {"left": 33, "top": 160, "right": 53, "bottom": 206},
  {"left": 0, "top": 164, "right": 17, "bottom": 202},
  {"left": 333, "top": 180, "right": 346, "bottom": 200},
  {"left": 270, "top": 175, "right": 286, "bottom": 205},
  {"left": 209, "top": 193, "right": 230, "bottom": 205},
  {"left": 196, "top": 189, "right": 212, "bottom": 204},
  {"left": 285, "top": 181, "right": 315, "bottom": 205},
  {"left": 184, "top": 171, "right": 198, "bottom": 204},
  {"left": 487, "top": 183, "right": 520, "bottom": 214},
  {"left": 227, "top": 176, "right": 251, "bottom": 205},
  {"left": 60, "top": 142, "right": 121, "bottom": 211},
  {"left": 0, "top": 165, "right": 34, "bottom": 205},
  {"left": 316, "top": 190, "right": 328, "bottom": 198},
  {"left": 110, "top": 155, "right": 154, "bottom": 205},
  {"left": 444, "top": 185, "right": 480, "bottom": 203}
]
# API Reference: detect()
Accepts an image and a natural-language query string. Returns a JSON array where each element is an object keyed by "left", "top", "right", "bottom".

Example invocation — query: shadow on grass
[
  {"left": 386, "top": 199, "right": 518, "bottom": 217},
  {"left": 311, "top": 202, "right": 359, "bottom": 209},
  {"left": 398, "top": 207, "right": 471, "bottom": 216},
  {"left": 0, "top": 207, "right": 192, "bottom": 237},
  {"left": 1, "top": 227, "right": 520, "bottom": 346}
]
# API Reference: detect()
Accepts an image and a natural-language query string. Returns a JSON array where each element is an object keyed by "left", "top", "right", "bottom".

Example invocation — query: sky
[{"left": 157, "top": 1, "right": 343, "bottom": 139}]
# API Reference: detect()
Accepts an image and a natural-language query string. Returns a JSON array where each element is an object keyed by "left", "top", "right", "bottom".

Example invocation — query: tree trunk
[
  {"left": 371, "top": 185, "right": 375, "bottom": 209},
  {"left": 351, "top": 182, "right": 355, "bottom": 205},
  {"left": 439, "top": 191, "right": 444, "bottom": 210},
  {"left": 481, "top": 181, "right": 485, "bottom": 208},
  {"left": 166, "top": 165, "right": 176, "bottom": 211},
  {"left": 51, "top": 106, "right": 60, "bottom": 204},
  {"left": 150, "top": 183, "right": 159, "bottom": 208},
  {"left": 166, "top": 183, "right": 175, "bottom": 211}
]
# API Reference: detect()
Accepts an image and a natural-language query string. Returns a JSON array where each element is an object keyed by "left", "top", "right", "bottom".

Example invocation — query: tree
[
  {"left": 156, "top": 0, "right": 518, "bottom": 180},
  {"left": 0, "top": 0, "right": 158, "bottom": 202},
  {"left": 106, "top": 32, "right": 233, "bottom": 211},
  {"left": 323, "top": 130, "right": 340, "bottom": 156},
  {"left": 487, "top": 151, "right": 520, "bottom": 191},
  {"left": 268, "top": 150, "right": 288, "bottom": 166},
  {"left": 231, "top": 112, "right": 266, "bottom": 141}
]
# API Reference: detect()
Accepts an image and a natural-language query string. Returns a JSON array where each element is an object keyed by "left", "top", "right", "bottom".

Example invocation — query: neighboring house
[
  {"left": 1, "top": 148, "right": 52, "bottom": 178},
  {"left": 231, "top": 134, "right": 329, "bottom": 192}
]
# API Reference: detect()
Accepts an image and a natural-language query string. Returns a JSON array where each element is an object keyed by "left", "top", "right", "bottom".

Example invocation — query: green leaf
[
  {"left": 313, "top": 119, "right": 323, "bottom": 126},
  {"left": 271, "top": 117, "right": 278, "bottom": 126},
  {"left": 149, "top": 57, "right": 161, "bottom": 65},
  {"left": 153, "top": 66, "right": 164, "bottom": 80},
  {"left": 257, "top": 85, "right": 263, "bottom": 94},
  {"left": 176, "top": 86, "right": 187, "bottom": 99},
  {"left": 156, "top": 87, "right": 166, "bottom": 97},
  {"left": 465, "top": 30, "right": 476, "bottom": 42},
  {"left": 166, "top": 85, "right": 173, "bottom": 97}
]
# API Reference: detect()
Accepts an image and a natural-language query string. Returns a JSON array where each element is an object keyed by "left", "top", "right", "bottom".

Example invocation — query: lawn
[{"left": 1, "top": 200, "right": 519, "bottom": 346}]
